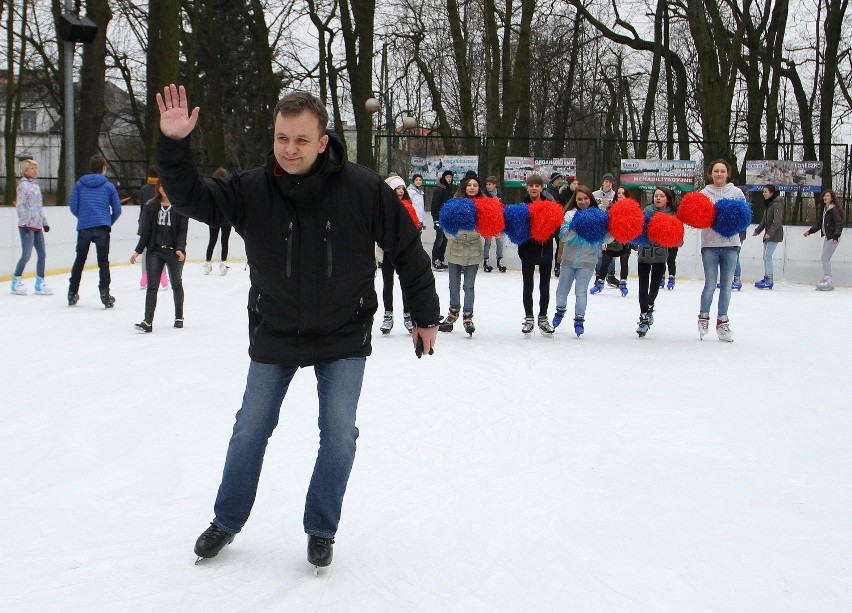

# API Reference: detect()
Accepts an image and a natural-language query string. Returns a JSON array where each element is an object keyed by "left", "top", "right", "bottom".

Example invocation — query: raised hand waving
[{"left": 156, "top": 84, "right": 200, "bottom": 140}]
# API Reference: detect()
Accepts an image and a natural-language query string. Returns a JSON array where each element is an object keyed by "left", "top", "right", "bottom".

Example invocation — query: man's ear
[{"left": 318, "top": 134, "right": 329, "bottom": 153}]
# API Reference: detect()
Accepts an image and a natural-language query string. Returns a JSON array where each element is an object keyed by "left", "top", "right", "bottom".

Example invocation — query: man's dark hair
[
  {"left": 88, "top": 154, "right": 106, "bottom": 174},
  {"left": 273, "top": 91, "right": 329, "bottom": 134},
  {"left": 147, "top": 166, "right": 158, "bottom": 178}
]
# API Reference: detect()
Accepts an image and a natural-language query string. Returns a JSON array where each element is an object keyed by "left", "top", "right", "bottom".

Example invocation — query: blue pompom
[
  {"left": 631, "top": 215, "right": 652, "bottom": 247},
  {"left": 570, "top": 207, "right": 609, "bottom": 245},
  {"left": 439, "top": 197, "right": 477, "bottom": 236},
  {"left": 503, "top": 204, "right": 531, "bottom": 244},
  {"left": 712, "top": 197, "right": 752, "bottom": 238}
]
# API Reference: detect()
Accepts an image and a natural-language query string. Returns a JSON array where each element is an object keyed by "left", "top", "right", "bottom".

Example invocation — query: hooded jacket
[
  {"left": 157, "top": 131, "right": 440, "bottom": 367},
  {"left": 699, "top": 183, "right": 745, "bottom": 248},
  {"left": 16, "top": 176, "right": 47, "bottom": 229},
  {"left": 808, "top": 204, "right": 843, "bottom": 240},
  {"left": 755, "top": 193, "right": 784, "bottom": 242},
  {"left": 69, "top": 173, "right": 122, "bottom": 231}
]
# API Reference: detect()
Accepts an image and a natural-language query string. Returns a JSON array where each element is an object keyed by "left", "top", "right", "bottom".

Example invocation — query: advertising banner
[
  {"left": 503, "top": 157, "right": 577, "bottom": 188},
  {"left": 744, "top": 160, "right": 823, "bottom": 192},
  {"left": 410, "top": 155, "right": 479, "bottom": 186},
  {"left": 620, "top": 159, "right": 697, "bottom": 192}
]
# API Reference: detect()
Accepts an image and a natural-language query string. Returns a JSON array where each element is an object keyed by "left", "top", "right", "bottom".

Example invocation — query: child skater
[
  {"left": 590, "top": 185, "right": 632, "bottom": 296},
  {"left": 518, "top": 174, "right": 557, "bottom": 337},
  {"left": 698, "top": 159, "right": 746, "bottom": 342},
  {"left": 804, "top": 190, "right": 844, "bottom": 291},
  {"left": 130, "top": 180, "right": 189, "bottom": 332},
  {"left": 439, "top": 175, "right": 484, "bottom": 336},
  {"left": 379, "top": 175, "right": 420, "bottom": 333},
  {"left": 552, "top": 186, "right": 600, "bottom": 337},
  {"left": 635, "top": 187, "right": 676, "bottom": 337}
]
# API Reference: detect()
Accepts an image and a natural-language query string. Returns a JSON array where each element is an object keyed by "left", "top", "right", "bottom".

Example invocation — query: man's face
[
  {"left": 485, "top": 181, "right": 497, "bottom": 193},
  {"left": 553, "top": 178, "right": 563, "bottom": 188},
  {"left": 273, "top": 111, "right": 329, "bottom": 176}
]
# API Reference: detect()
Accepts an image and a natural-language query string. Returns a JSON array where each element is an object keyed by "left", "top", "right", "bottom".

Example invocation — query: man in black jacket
[
  {"left": 430, "top": 169, "right": 454, "bottom": 270},
  {"left": 155, "top": 84, "right": 440, "bottom": 570}
]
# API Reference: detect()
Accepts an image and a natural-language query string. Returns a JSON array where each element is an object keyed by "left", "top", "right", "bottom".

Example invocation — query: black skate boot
[
  {"left": 380, "top": 310, "right": 394, "bottom": 334},
  {"left": 497, "top": 257, "right": 507, "bottom": 273},
  {"left": 99, "top": 287, "right": 115, "bottom": 308},
  {"left": 194, "top": 523, "right": 235, "bottom": 563},
  {"left": 462, "top": 312, "right": 475, "bottom": 336},
  {"left": 521, "top": 316, "right": 534, "bottom": 338},
  {"left": 483, "top": 258, "right": 493, "bottom": 272},
  {"left": 134, "top": 321, "right": 153, "bottom": 333},
  {"left": 636, "top": 313, "right": 650, "bottom": 338},
  {"left": 438, "top": 309, "right": 459, "bottom": 332},
  {"left": 538, "top": 315, "right": 554, "bottom": 338},
  {"left": 308, "top": 535, "right": 334, "bottom": 570},
  {"left": 68, "top": 290, "right": 79, "bottom": 306}
]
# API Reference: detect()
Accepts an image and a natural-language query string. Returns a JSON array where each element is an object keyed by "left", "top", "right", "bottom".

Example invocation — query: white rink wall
[{"left": 1, "top": 206, "right": 849, "bottom": 285}]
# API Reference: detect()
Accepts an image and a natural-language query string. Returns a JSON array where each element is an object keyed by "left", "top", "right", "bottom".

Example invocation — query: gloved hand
[
  {"left": 433, "top": 221, "right": 440, "bottom": 230},
  {"left": 43, "top": 224, "right": 50, "bottom": 232}
]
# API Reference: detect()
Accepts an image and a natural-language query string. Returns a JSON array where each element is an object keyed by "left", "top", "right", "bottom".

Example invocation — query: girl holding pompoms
[{"left": 698, "top": 159, "right": 748, "bottom": 342}]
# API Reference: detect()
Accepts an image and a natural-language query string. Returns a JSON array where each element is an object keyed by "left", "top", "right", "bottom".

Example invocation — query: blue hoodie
[{"left": 70, "top": 173, "right": 122, "bottom": 230}]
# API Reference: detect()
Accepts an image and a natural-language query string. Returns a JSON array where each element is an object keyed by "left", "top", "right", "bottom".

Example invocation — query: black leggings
[
  {"left": 381, "top": 254, "right": 408, "bottom": 313},
  {"left": 665, "top": 247, "right": 678, "bottom": 277},
  {"left": 637, "top": 262, "right": 665, "bottom": 314},
  {"left": 206, "top": 225, "right": 232, "bottom": 261},
  {"left": 145, "top": 247, "right": 185, "bottom": 322},
  {"left": 596, "top": 250, "right": 629, "bottom": 281},
  {"left": 522, "top": 262, "right": 551, "bottom": 317}
]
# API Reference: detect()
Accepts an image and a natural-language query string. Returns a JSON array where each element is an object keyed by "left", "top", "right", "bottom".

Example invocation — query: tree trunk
[
  {"left": 338, "top": 0, "right": 376, "bottom": 169},
  {"left": 818, "top": 0, "right": 849, "bottom": 189},
  {"left": 146, "top": 0, "right": 181, "bottom": 165}
]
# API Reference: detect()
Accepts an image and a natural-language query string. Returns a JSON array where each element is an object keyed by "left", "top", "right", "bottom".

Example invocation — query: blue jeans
[
  {"left": 762, "top": 241, "right": 779, "bottom": 277},
  {"left": 700, "top": 247, "right": 739, "bottom": 316},
  {"left": 15, "top": 228, "right": 46, "bottom": 277},
  {"left": 554, "top": 266, "right": 595, "bottom": 317},
  {"left": 212, "top": 358, "right": 365, "bottom": 538},
  {"left": 69, "top": 226, "right": 112, "bottom": 291},
  {"left": 483, "top": 234, "right": 504, "bottom": 260},
  {"left": 448, "top": 263, "right": 478, "bottom": 313}
]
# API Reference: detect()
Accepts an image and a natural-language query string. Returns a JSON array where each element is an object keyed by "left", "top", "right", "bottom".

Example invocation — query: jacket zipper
[
  {"left": 324, "top": 221, "right": 333, "bottom": 277},
  {"left": 285, "top": 221, "right": 293, "bottom": 278}
]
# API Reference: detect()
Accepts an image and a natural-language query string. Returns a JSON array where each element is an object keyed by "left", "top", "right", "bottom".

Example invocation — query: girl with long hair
[{"left": 804, "top": 190, "right": 844, "bottom": 290}]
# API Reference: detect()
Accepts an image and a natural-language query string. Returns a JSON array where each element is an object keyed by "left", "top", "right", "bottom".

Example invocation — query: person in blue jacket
[{"left": 68, "top": 154, "right": 122, "bottom": 308}]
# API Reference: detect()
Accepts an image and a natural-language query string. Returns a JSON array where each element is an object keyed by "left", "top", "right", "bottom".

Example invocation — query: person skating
[
  {"left": 156, "top": 84, "right": 439, "bottom": 570},
  {"left": 553, "top": 186, "right": 600, "bottom": 338},
  {"left": 635, "top": 187, "right": 676, "bottom": 337},
  {"left": 380, "top": 175, "right": 421, "bottom": 334},
  {"left": 804, "top": 190, "right": 844, "bottom": 291},
  {"left": 698, "top": 160, "right": 746, "bottom": 341},
  {"left": 430, "top": 170, "right": 454, "bottom": 271},
  {"left": 517, "top": 175, "right": 557, "bottom": 338},
  {"left": 11, "top": 159, "right": 52, "bottom": 296},
  {"left": 752, "top": 184, "right": 784, "bottom": 289},
  {"left": 130, "top": 179, "right": 189, "bottom": 332},
  {"left": 203, "top": 167, "right": 233, "bottom": 276}
]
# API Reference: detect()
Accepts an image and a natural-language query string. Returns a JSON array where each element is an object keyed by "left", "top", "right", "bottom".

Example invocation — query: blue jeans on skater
[
  {"left": 448, "top": 262, "right": 478, "bottom": 313},
  {"left": 212, "top": 357, "right": 365, "bottom": 538},
  {"left": 555, "top": 266, "right": 595, "bottom": 317},
  {"left": 15, "top": 228, "right": 46, "bottom": 277},
  {"left": 483, "top": 234, "right": 504, "bottom": 260},
  {"left": 700, "top": 246, "right": 738, "bottom": 317},
  {"left": 762, "top": 241, "right": 779, "bottom": 277}
]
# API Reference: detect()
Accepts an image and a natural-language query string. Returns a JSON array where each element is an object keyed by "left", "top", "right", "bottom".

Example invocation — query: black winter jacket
[
  {"left": 430, "top": 184, "right": 454, "bottom": 223},
  {"left": 157, "top": 132, "right": 440, "bottom": 366},
  {"left": 808, "top": 205, "right": 843, "bottom": 240},
  {"left": 134, "top": 198, "right": 189, "bottom": 254}
]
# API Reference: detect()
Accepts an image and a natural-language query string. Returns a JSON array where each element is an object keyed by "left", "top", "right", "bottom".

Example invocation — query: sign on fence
[
  {"left": 503, "top": 157, "right": 577, "bottom": 187},
  {"left": 744, "top": 160, "right": 823, "bottom": 192},
  {"left": 619, "top": 159, "right": 698, "bottom": 192},
  {"left": 410, "top": 156, "right": 479, "bottom": 186}
]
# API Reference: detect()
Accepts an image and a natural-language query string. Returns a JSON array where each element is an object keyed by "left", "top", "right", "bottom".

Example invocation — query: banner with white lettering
[
  {"left": 410, "top": 155, "right": 479, "bottom": 186},
  {"left": 620, "top": 159, "right": 697, "bottom": 192},
  {"left": 504, "top": 157, "right": 577, "bottom": 188},
  {"left": 744, "top": 160, "right": 823, "bottom": 192}
]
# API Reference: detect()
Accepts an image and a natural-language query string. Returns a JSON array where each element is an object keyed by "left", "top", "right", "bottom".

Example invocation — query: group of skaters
[
  {"left": 8, "top": 155, "right": 237, "bottom": 334},
  {"left": 383, "top": 159, "right": 845, "bottom": 343}
]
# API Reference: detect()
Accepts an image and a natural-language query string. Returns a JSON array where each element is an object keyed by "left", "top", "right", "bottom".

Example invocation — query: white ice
[{"left": 2, "top": 263, "right": 851, "bottom": 612}]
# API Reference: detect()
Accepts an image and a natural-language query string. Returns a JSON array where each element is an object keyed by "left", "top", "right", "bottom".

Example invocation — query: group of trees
[{"left": 1, "top": 0, "right": 850, "bottom": 202}]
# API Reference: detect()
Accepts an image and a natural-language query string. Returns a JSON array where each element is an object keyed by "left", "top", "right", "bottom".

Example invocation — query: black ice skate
[
  {"left": 521, "top": 316, "right": 534, "bottom": 338},
  {"left": 99, "top": 288, "right": 116, "bottom": 308},
  {"left": 462, "top": 312, "right": 475, "bottom": 336},
  {"left": 194, "top": 523, "right": 235, "bottom": 564},
  {"left": 438, "top": 310, "right": 459, "bottom": 332},
  {"left": 308, "top": 535, "right": 334, "bottom": 574}
]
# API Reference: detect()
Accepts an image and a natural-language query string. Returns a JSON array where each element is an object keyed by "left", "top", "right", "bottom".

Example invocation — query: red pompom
[
  {"left": 400, "top": 199, "right": 419, "bottom": 228},
  {"left": 607, "top": 198, "right": 645, "bottom": 243},
  {"left": 647, "top": 213, "right": 684, "bottom": 248},
  {"left": 474, "top": 196, "right": 506, "bottom": 238},
  {"left": 677, "top": 192, "right": 715, "bottom": 229},
  {"left": 529, "top": 199, "right": 564, "bottom": 242}
]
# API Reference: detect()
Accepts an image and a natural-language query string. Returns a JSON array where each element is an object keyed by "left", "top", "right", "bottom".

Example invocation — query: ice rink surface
[{"left": 3, "top": 263, "right": 850, "bottom": 612}]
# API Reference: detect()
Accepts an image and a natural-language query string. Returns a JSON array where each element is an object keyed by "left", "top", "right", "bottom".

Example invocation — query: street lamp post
[{"left": 365, "top": 92, "right": 416, "bottom": 176}]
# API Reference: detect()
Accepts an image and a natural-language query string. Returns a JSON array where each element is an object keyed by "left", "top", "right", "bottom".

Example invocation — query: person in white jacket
[
  {"left": 407, "top": 174, "right": 426, "bottom": 229},
  {"left": 698, "top": 159, "right": 746, "bottom": 342}
]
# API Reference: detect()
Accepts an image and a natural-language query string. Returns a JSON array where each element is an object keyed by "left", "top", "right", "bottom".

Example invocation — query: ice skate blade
[
  {"left": 195, "top": 556, "right": 205, "bottom": 565},
  {"left": 538, "top": 330, "right": 553, "bottom": 338}
]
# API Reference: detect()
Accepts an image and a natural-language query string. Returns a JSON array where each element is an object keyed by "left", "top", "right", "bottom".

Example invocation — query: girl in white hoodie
[{"left": 698, "top": 159, "right": 745, "bottom": 342}]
